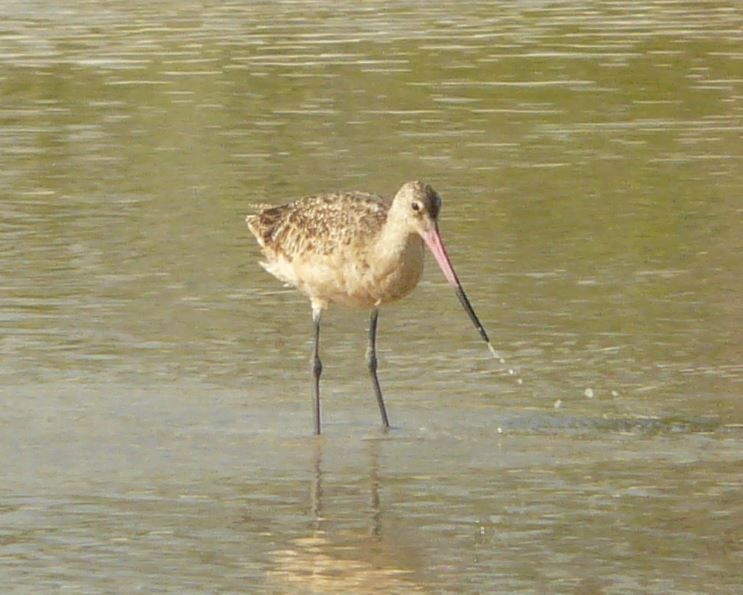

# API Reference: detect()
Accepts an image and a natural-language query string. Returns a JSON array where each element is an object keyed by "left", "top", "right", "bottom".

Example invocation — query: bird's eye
[{"left": 411, "top": 202, "right": 422, "bottom": 212}]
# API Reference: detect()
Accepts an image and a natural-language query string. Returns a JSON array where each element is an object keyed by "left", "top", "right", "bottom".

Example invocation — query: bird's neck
[{"left": 372, "top": 217, "right": 424, "bottom": 275}]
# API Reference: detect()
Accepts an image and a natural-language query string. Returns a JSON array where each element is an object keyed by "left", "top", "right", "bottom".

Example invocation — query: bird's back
[{"left": 246, "top": 191, "right": 389, "bottom": 261}]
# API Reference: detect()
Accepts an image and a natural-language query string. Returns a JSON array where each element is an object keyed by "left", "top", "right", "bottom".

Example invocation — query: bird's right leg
[{"left": 311, "top": 304, "right": 323, "bottom": 435}]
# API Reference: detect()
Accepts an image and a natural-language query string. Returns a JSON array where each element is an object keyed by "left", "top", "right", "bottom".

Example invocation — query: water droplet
[
  {"left": 486, "top": 342, "right": 521, "bottom": 386},
  {"left": 487, "top": 343, "right": 501, "bottom": 360}
]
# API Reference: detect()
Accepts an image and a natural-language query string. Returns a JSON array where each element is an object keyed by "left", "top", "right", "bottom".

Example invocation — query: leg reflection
[
  {"left": 368, "top": 439, "right": 382, "bottom": 539},
  {"left": 307, "top": 437, "right": 383, "bottom": 539},
  {"left": 310, "top": 437, "right": 324, "bottom": 533},
  {"left": 268, "top": 437, "right": 423, "bottom": 591}
]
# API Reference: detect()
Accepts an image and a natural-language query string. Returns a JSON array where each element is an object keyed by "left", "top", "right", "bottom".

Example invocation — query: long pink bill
[{"left": 423, "top": 226, "right": 503, "bottom": 361}]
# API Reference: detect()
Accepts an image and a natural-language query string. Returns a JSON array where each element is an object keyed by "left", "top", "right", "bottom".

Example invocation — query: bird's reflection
[
  {"left": 267, "top": 437, "right": 425, "bottom": 591},
  {"left": 309, "top": 437, "right": 324, "bottom": 533},
  {"left": 367, "top": 439, "right": 382, "bottom": 539},
  {"left": 308, "top": 436, "right": 383, "bottom": 538}
]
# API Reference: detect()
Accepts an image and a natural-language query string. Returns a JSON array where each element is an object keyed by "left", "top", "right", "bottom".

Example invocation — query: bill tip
[{"left": 487, "top": 342, "right": 502, "bottom": 360}]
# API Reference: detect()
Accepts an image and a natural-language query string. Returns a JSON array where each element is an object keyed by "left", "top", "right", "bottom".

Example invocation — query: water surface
[{"left": 1, "top": 1, "right": 741, "bottom": 592}]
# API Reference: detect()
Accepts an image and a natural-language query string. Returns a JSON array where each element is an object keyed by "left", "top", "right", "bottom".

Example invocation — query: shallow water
[{"left": 1, "top": 1, "right": 741, "bottom": 592}]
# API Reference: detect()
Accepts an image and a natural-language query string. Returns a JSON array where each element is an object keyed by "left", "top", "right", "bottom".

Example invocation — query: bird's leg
[
  {"left": 311, "top": 306, "right": 323, "bottom": 435},
  {"left": 367, "top": 308, "right": 390, "bottom": 429}
]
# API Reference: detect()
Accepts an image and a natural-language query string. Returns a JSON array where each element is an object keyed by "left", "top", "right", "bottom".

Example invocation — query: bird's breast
[
  {"left": 364, "top": 233, "right": 425, "bottom": 305},
  {"left": 277, "top": 232, "right": 425, "bottom": 310}
]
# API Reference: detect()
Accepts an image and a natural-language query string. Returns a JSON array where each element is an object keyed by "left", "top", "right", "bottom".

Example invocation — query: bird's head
[{"left": 392, "top": 180, "right": 442, "bottom": 237}]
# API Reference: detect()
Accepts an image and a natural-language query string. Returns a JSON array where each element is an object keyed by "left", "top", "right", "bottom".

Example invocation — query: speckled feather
[{"left": 246, "top": 192, "right": 389, "bottom": 259}]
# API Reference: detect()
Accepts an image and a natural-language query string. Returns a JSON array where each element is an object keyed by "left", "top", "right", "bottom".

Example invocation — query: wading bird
[{"left": 246, "top": 181, "right": 498, "bottom": 434}]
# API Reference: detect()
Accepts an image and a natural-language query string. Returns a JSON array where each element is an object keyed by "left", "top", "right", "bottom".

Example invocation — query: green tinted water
[{"left": 1, "top": 1, "right": 741, "bottom": 592}]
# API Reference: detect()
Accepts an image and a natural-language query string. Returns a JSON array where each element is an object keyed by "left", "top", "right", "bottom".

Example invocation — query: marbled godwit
[{"left": 246, "top": 180, "right": 498, "bottom": 434}]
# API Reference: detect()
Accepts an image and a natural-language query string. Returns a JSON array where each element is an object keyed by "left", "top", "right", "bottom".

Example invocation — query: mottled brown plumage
[
  {"left": 248, "top": 192, "right": 388, "bottom": 260},
  {"left": 246, "top": 182, "right": 439, "bottom": 311}
]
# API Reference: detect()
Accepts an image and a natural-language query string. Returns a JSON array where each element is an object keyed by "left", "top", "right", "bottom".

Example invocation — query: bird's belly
[{"left": 291, "top": 250, "right": 424, "bottom": 310}]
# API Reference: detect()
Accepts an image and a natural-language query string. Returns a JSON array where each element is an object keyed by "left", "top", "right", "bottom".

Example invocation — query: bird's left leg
[{"left": 367, "top": 308, "right": 390, "bottom": 429}]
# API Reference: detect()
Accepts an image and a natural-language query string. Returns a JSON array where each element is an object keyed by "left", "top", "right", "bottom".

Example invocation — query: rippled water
[{"left": 1, "top": 1, "right": 741, "bottom": 592}]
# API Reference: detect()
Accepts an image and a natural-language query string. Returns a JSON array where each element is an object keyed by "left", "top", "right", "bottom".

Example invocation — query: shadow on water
[{"left": 499, "top": 412, "right": 726, "bottom": 436}]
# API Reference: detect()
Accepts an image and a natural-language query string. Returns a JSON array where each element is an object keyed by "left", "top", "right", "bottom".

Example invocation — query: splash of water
[{"left": 486, "top": 341, "right": 523, "bottom": 385}]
